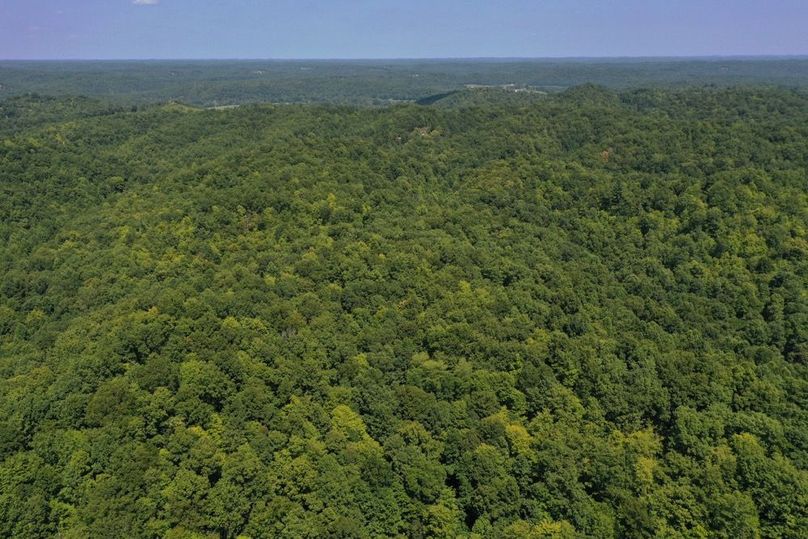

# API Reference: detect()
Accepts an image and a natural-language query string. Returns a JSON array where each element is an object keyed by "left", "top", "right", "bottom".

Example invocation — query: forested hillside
[{"left": 1, "top": 87, "right": 807, "bottom": 538}]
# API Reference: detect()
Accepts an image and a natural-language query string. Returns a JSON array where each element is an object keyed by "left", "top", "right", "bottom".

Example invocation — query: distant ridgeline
[
  {"left": 2, "top": 57, "right": 808, "bottom": 106},
  {"left": 0, "top": 86, "right": 806, "bottom": 537}
]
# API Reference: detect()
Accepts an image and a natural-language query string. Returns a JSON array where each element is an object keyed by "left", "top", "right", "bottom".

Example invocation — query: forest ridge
[{"left": 3, "top": 58, "right": 808, "bottom": 106}]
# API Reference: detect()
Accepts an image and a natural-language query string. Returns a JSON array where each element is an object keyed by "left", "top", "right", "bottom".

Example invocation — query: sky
[{"left": 1, "top": 0, "right": 807, "bottom": 60}]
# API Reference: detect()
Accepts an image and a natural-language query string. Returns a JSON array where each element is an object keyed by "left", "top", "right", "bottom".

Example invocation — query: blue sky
[{"left": 1, "top": 0, "right": 807, "bottom": 59}]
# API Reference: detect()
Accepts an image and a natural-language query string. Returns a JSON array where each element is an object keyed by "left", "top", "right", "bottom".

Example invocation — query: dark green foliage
[{"left": 0, "top": 86, "right": 807, "bottom": 537}]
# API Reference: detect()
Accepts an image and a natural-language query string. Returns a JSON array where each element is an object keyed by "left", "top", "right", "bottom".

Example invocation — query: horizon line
[{"left": 3, "top": 54, "right": 808, "bottom": 63}]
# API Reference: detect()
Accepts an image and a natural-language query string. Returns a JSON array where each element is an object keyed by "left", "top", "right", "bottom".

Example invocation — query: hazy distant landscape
[{"left": 3, "top": 57, "right": 808, "bottom": 106}]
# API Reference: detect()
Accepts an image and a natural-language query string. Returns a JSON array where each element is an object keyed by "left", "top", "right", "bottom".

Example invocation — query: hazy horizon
[{"left": 3, "top": 55, "right": 808, "bottom": 63}]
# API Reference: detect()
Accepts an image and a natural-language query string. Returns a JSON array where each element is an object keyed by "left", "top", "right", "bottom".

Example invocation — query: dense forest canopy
[
  {"left": 3, "top": 58, "right": 808, "bottom": 106},
  {"left": 0, "top": 83, "right": 807, "bottom": 538}
]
